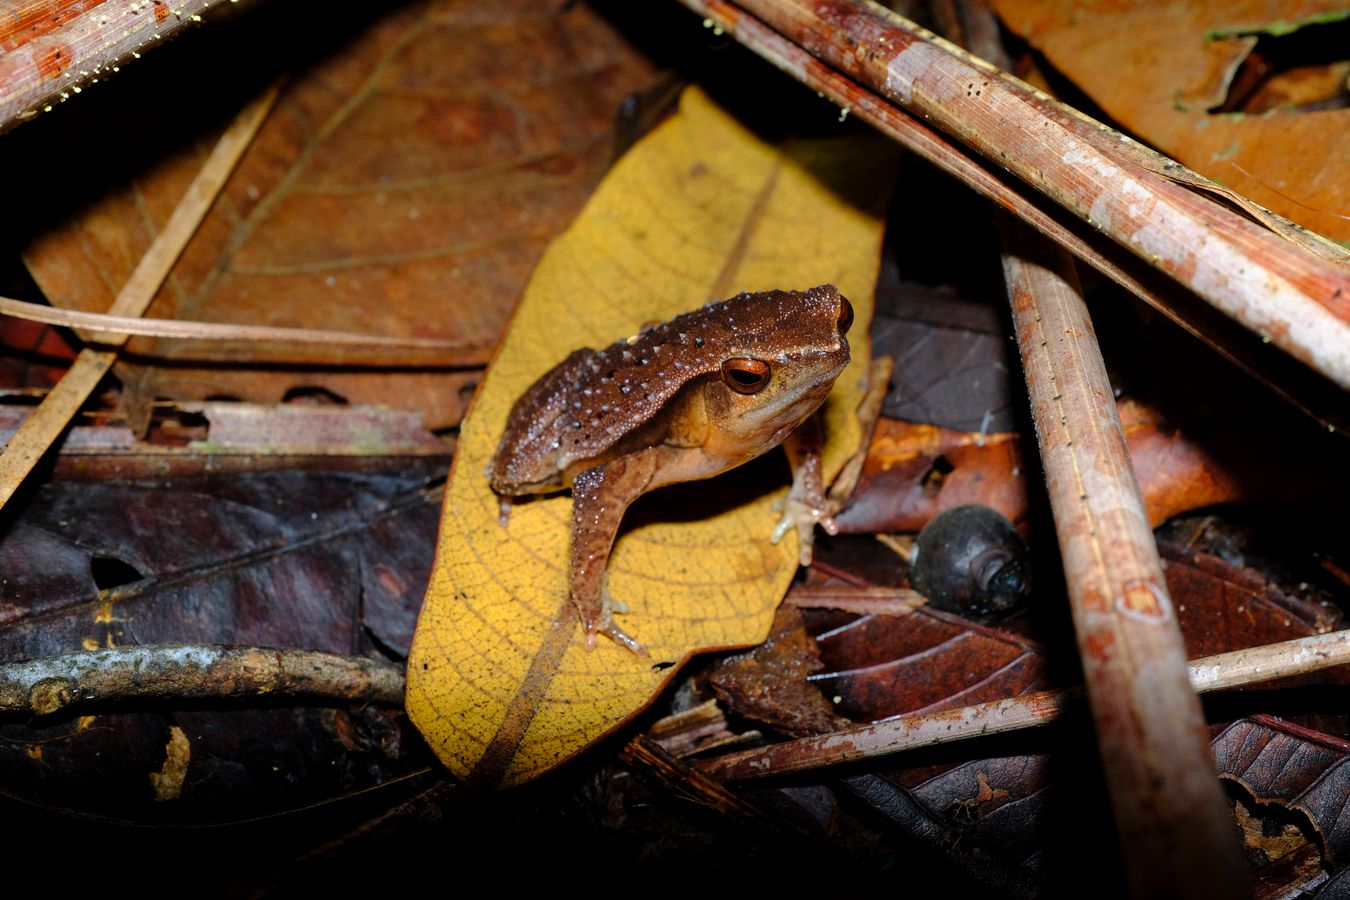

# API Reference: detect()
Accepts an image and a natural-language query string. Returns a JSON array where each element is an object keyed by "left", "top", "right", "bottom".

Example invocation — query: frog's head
[{"left": 705, "top": 284, "right": 853, "bottom": 454}]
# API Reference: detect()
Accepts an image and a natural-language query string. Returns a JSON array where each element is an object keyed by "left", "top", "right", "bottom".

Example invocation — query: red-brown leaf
[{"left": 14, "top": 1, "right": 656, "bottom": 428}]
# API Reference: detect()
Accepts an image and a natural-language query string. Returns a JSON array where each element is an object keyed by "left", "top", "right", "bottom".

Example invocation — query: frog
[{"left": 487, "top": 284, "right": 855, "bottom": 654}]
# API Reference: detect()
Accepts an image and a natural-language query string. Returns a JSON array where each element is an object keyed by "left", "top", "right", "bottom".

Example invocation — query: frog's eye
[
  {"left": 721, "top": 358, "right": 772, "bottom": 394},
  {"left": 837, "top": 296, "right": 854, "bottom": 335}
]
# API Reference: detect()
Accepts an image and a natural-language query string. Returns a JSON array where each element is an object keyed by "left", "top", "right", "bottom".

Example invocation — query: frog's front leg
[
  {"left": 569, "top": 449, "right": 660, "bottom": 656},
  {"left": 771, "top": 416, "right": 837, "bottom": 565}
]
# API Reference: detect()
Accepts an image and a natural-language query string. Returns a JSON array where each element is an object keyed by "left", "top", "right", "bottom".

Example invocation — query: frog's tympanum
[{"left": 488, "top": 285, "right": 853, "bottom": 653}]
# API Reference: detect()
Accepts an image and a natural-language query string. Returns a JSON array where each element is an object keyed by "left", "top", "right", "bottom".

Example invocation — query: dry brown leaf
[
  {"left": 406, "top": 87, "right": 896, "bottom": 786},
  {"left": 990, "top": 0, "right": 1350, "bottom": 242},
  {"left": 17, "top": 1, "right": 656, "bottom": 428}
]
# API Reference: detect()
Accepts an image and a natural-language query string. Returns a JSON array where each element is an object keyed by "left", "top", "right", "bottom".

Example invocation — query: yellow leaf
[{"left": 407, "top": 87, "right": 896, "bottom": 786}]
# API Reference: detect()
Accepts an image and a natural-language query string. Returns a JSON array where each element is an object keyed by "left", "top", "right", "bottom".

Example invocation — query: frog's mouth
[{"left": 739, "top": 350, "right": 850, "bottom": 432}]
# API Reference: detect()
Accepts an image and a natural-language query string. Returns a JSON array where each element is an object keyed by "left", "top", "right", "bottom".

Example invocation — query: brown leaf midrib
[{"left": 467, "top": 599, "right": 579, "bottom": 788}]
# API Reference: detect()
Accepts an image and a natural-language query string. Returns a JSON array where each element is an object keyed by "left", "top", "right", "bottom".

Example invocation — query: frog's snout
[{"left": 837, "top": 296, "right": 854, "bottom": 337}]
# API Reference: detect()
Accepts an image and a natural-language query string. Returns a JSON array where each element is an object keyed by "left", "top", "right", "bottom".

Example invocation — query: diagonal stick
[
  {"left": 698, "top": 628, "right": 1350, "bottom": 781},
  {"left": 0, "top": 82, "right": 281, "bottom": 510}
]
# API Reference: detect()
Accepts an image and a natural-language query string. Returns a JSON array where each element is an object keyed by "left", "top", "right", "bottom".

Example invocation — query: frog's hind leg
[{"left": 569, "top": 449, "right": 661, "bottom": 656}]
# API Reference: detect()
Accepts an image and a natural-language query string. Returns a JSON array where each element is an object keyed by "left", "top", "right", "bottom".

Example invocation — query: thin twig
[
  {"left": 0, "top": 295, "right": 492, "bottom": 368},
  {"left": 1188, "top": 631, "right": 1350, "bottom": 692},
  {"left": 697, "top": 629, "right": 1350, "bottom": 780},
  {"left": 0, "top": 81, "right": 281, "bottom": 511},
  {"left": 0, "top": 644, "right": 406, "bottom": 713},
  {"left": 784, "top": 585, "right": 925, "bottom": 615},
  {"left": 620, "top": 736, "right": 796, "bottom": 833}
]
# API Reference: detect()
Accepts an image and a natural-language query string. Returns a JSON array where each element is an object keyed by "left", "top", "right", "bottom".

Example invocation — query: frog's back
[
  {"left": 487, "top": 347, "right": 593, "bottom": 493},
  {"left": 488, "top": 286, "right": 842, "bottom": 495}
]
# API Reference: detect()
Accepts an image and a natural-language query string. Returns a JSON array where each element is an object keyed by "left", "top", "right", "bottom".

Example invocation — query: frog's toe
[
  {"left": 600, "top": 619, "right": 649, "bottom": 658},
  {"left": 580, "top": 584, "right": 648, "bottom": 657},
  {"left": 772, "top": 498, "right": 836, "bottom": 565},
  {"left": 592, "top": 609, "right": 647, "bottom": 657}
]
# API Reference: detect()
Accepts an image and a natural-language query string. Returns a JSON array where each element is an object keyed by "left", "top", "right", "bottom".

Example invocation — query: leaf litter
[{"left": 0, "top": 0, "right": 1344, "bottom": 895}]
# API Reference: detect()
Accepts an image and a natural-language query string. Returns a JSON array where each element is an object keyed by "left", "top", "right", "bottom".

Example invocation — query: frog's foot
[
  {"left": 596, "top": 617, "right": 648, "bottom": 657},
  {"left": 584, "top": 613, "right": 648, "bottom": 657},
  {"left": 770, "top": 495, "right": 839, "bottom": 566},
  {"left": 578, "top": 581, "right": 649, "bottom": 658}
]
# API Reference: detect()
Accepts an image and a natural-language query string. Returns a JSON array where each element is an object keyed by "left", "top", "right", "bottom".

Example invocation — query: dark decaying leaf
[
  {"left": 807, "top": 605, "right": 1049, "bottom": 722},
  {"left": 0, "top": 465, "right": 442, "bottom": 822},
  {"left": 1215, "top": 716, "right": 1350, "bottom": 868},
  {"left": 872, "top": 283, "right": 1019, "bottom": 434},
  {"left": 1162, "top": 538, "right": 1343, "bottom": 665},
  {"left": 705, "top": 521, "right": 1348, "bottom": 890},
  {"left": 708, "top": 606, "right": 849, "bottom": 738}
]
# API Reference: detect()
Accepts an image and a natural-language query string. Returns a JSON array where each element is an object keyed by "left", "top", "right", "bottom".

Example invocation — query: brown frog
[{"left": 488, "top": 284, "right": 854, "bottom": 653}]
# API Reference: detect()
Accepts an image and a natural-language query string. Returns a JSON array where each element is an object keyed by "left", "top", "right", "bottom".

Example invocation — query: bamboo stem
[
  {"left": 680, "top": 0, "right": 1350, "bottom": 393},
  {"left": 0, "top": 0, "right": 237, "bottom": 132},
  {"left": 1002, "top": 227, "right": 1246, "bottom": 898}
]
